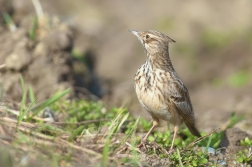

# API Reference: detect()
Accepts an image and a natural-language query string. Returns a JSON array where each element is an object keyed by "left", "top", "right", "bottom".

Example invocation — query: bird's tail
[{"left": 185, "top": 122, "right": 201, "bottom": 137}]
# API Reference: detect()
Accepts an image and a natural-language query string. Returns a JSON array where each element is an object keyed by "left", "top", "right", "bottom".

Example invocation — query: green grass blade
[
  {"left": 124, "top": 116, "right": 140, "bottom": 142},
  {"left": 20, "top": 88, "right": 27, "bottom": 114},
  {"left": 17, "top": 99, "right": 35, "bottom": 130},
  {"left": 29, "top": 17, "right": 38, "bottom": 40},
  {"left": 114, "top": 112, "right": 129, "bottom": 133},
  {"left": 226, "top": 112, "right": 245, "bottom": 129},
  {"left": 177, "top": 148, "right": 184, "bottom": 167},
  {"left": 30, "top": 89, "right": 70, "bottom": 117},
  {"left": 68, "top": 125, "right": 85, "bottom": 142},
  {"left": 28, "top": 86, "right": 36, "bottom": 104},
  {"left": 106, "top": 109, "right": 123, "bottom": 136},
  {"left": 3, "top": 13, "right": 12, "bottom": 25},
  {"left": 19, "top": 75, "right": 27, "bottom": 114},
  {"left": 3, "top": 13, "right": 16, "bottom": 32},
  {"left": 19, "top": 75, "right": 25, "bottom": 91},
  {"left": 204, "top": 134, "right": 212, "bottom": 155},
  {"left": 102, "top": 109, "right": 129, "bottom": 166},
  {"left": 102, "top": 138, "right": 110, "bottom": 167},
  {"left": 129, "top": 117, "right": 143, "bottom": 167},
  {"left": 107, "top": 109, "right": 128, "bottom": 137}
]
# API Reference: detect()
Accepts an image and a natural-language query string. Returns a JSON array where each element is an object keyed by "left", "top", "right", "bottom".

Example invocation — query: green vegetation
[
  {"left": 0, "top": 77, "right": 247, "bottom": 166},
  {"left": 235, "top": 149, "right": 252, "bottom": 164},
  {"left": 211, "top": 70, "right": 250, "bottom": 88},
  {"left": 235, "top": 137, "right": 252, "bottom": 164},
  {"left": 201, "top": 30, "right": 234, "bottom": 50},
  {"left": 29, "top": 17, "right": 38, "bottom": 40},
  {"left": 3, "top": 13, "right": 16, "bottom": 32},
  {"left": 240, "top": 137, "right": 252, "bottom": 147},
  {"left": 16, "top": 75, "right": 34, "bottom": 129},
  {"left": 170, "top": 148, "right": 209, "bottom": 167},
  {"left": 228, "top": 70, "right": 250, "bottom": 88}
]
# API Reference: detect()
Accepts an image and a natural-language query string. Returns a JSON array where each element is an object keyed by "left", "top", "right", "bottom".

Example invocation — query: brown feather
[{"left": 184, "top": 121, "right": 201, "bottom": 137}]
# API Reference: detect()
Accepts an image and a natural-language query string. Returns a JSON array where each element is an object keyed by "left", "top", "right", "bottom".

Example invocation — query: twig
[
  {"left": 125, "top": 142, "right": 142, "bottom": 153},
  {"left": 51, "top": 119, "right": 109, "bottom": 125},
  {"left": 0, "top": 117, "right": 56, "bottom": 140},
  {"left": 184, "top": 128, "right": 221, "bottom": 150},
  {"left": 59, "top": 139, "right": 102, "bottom": 157},
  {"left": 0, "top": 116, "right": 35, "bottom": 128},
  {"left": 116, "top": 154, "right": 134, "bottom": 158},
  {"left": 0, "top": 116, "right": 104, "bottom": 158},
  {"left": 1, "top": 106, "right": 55, "bottom": 122}
]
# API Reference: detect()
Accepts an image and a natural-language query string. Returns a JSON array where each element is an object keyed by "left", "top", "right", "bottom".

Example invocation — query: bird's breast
[{"left": 134, "top": 69, "right": 175, "bottom": 121}]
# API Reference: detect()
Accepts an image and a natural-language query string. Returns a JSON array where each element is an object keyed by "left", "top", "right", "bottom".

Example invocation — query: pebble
[
  {"left": 201, "top": 147, "right": 216, "bottom": 156},
  {"left": 217, "top": 159, "right": 227, "bottom": 166},
  {"left": 43, "top": 107, "right": 56, "bottom": 122}
]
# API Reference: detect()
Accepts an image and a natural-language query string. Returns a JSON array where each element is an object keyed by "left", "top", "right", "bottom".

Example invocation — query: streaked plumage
[{"left": 130, "top": 30, "right": 201, "bottom": 151}]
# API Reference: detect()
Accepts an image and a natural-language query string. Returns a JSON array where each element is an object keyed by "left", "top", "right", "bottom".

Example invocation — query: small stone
[
  {"left": 42, "top": 107, "right": 55, "bottom": 122},
  {"left": 217, "top": 159, "right": 227, "bottom": 166},
  {"left": 201, "top": 147, "right": 216, "bottom": 156}
]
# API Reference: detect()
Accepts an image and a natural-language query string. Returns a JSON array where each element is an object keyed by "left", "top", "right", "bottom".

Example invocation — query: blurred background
[{"left": 0, "top": 0, "right": 252, "bottom": 133}]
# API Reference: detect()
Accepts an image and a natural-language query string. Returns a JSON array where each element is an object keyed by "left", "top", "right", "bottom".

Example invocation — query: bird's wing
[{"left": 168, "top": 80, "right": 195, "bottom": 124}]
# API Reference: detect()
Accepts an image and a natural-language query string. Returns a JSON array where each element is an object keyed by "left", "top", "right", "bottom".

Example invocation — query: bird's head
[{"left": 129, "top": 30, "right": 175, "bottom": 55}]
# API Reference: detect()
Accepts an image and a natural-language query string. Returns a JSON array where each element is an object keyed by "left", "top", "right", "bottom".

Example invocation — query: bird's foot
[{"left": 137, "top": 139, "right": 148, "bottom": 149}]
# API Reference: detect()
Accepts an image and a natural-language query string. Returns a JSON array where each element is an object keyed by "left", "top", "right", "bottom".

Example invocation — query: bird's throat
[{"left": 146, "top": 51, "right": 174, "bottom": 71}]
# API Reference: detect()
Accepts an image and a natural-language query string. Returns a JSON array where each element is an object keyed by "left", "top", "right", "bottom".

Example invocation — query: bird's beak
[
  {"left": 129, "top": 30, "right": 144, "bottom": 45},
  {"left": 129, "top": 30, "right": 139, "bottom": 37}
]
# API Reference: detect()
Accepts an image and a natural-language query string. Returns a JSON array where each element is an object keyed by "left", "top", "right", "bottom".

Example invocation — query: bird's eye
[{"left": 146, "top": 35, "right": 150, "bottom": 39}]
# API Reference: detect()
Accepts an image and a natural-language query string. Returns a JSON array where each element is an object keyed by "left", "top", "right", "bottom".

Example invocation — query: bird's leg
[
  {"left": 138, "top": 116, "right": 159, "bottom": 148},
  {"left": 169, "top": 125, "right": 179, "bottom": 153},
  {"left": 143, "top": 118, "right": 159, "bottom": 141}
]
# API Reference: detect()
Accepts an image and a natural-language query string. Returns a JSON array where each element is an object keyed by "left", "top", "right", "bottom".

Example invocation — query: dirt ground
[{"left": 0, "top": 0, "right": 252, "bottom": 166}]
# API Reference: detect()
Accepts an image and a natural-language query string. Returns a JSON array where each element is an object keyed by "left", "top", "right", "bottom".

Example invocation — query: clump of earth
[{"left": 0, "top": 0, "right": 103, "bottom": 102}]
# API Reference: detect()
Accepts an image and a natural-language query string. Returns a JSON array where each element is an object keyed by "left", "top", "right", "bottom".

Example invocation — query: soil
[
  {"left": 0, "top": 11, "right": 103, "bottom": 102},
  {"left": 219, "top": 128, "right": 252, "bottom": 166}
]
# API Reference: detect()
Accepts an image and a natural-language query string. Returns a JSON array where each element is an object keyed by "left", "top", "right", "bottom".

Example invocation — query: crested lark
[{"left": 130, "top": 30, "right": 201, "bottom": 152}]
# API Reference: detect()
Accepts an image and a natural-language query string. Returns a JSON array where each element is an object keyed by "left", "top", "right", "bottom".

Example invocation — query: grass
[
  {"left": 0, "top": 99, "right": 245, "bottom": 167},
  {"left": 0, "top": 77, "right": 247, "bottom": 166},
  {"left": 3, "top": 12, "right": 16, "bottom": 32},
  {"left": 0, "top": 100, "right": 245, "bottom": 166},
  {"left": 235, "top": 137, "right": 252, "bottom": 165},
  {"left": 29, "top": 17, "right": 38, "bottom": 40},
  {"left": 170, "top": 148, "right": 208, "bottom": 167},
  {"left": 17, "top": 75, "right": 30, "bottom": 129}
]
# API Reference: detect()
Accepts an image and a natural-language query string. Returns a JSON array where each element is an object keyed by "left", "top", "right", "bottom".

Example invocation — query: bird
[{"left": 129, "top": 30, "right": 201, "bottom": 152}]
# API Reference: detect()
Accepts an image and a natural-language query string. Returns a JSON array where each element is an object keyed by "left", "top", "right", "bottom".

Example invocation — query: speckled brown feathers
[{"left": 130, "top": 30, "right": 201, "bottom": 151}]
